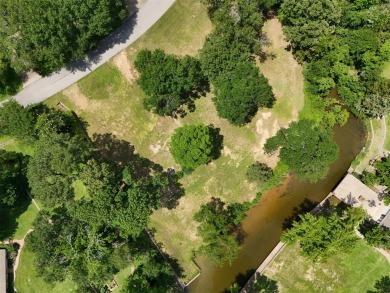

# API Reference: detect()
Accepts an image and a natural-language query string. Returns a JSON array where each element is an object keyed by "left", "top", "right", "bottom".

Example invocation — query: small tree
[
  {"left": 246, "top": 162, "right": 273, "bottom": 183},
  {"left": 169, "top": 124, "right": 223, "bottom": 171}
]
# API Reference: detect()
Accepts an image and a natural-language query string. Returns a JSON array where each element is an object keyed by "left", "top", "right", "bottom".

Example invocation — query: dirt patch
[
  {"left": 112, "top": 51, "right": 139, "bottom": 84},
  {"left": 62, "top": 84, "right": 103, "bottom": 111}
]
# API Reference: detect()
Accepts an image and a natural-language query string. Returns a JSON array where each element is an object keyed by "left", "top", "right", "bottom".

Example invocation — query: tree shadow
[
  {"left": 208, "top": 125, "right": 224, "bottom": 161},
  {"left": 65, "top": 0, "right": 139, "bottom": 73},
  {"left": 282, "top": 198, "right": 316, "bottom": 230},
  {"left": 0, "top": 193, "right": 31, "bottom": 241},
  {"left": 225, "top": 269, "right": 256, "bottom": 292},
  {"left": 367, "top": 275, "right": 390, "bottom": 293},
  {"left": 251, "top": 273, "right": 279, "bottom": 293},
  {"left": 92, "top": 133, "right": 184, "bottom": 209},
  {"left": 232, "top": 223, "right": 248, "bottom": 246}
]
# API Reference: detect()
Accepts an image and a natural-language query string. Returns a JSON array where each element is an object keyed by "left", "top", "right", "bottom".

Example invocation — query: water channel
[{"left": 188, "top": 110, "right": 366, "bottom": 293}]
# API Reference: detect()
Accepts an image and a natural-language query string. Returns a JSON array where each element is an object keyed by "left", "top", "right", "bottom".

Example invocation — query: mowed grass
[
  {"left": 381, "top": 60, "right": 390, "bottom": 79},
  {"left": 385, "top": 115, "right": 390, "bottom": 151},
  {"left": 46, "top": 0, "right": 304, "bottom": 282},
  {"left": 79, "top": 63, "right": 124, "bottom": 100},
  {"left": 263, "top": 241, "right": 390, "bottom": 293},
  {"left": 72, "top": 179, "right": 90, "bottom": 200},
  {"left": 15, "top": 247, "right": 78, "bottom": 293}
]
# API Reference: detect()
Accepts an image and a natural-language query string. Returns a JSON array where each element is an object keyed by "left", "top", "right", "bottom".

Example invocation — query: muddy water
[{"left": 188, "top": 114, "right": 366, "bottom": 293}]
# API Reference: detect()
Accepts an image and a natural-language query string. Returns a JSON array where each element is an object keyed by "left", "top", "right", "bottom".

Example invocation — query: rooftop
[
  {"left": 0, "top": 249, "right": 6, "bottom": 293},
  {"left": 333, "top": 174, "right": 390, "bottom": 224}
]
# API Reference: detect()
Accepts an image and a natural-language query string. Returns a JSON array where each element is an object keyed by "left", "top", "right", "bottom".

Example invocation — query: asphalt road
[{"left": 11, "top": 0, "right": 175, "bottom": 106}]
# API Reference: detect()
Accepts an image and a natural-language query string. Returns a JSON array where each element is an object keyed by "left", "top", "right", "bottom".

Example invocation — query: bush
[
  {"left": 169, "top": 124, "right": 223, "bottom": 171},
  {"left": 246, "top": 162, "right": 273, "bottom": 183}
]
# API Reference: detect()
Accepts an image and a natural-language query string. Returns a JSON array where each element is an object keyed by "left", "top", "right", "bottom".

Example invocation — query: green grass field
[
  {"left": 45, "top": 0, "right": 305, "bottom": 282},
  {"left": 385, "top": 115, "right": 390, "bottom": 151},
  {"left": 263, "top": 241, "right": 390, "bottom": 293},
  {"left": 381, "top": 60, "right": 390, "bottom": 79}
]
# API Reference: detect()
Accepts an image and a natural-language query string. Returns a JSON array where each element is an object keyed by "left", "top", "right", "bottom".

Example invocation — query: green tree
[
  {"left": 0, "top": 100, "right": 36, "bottom": 140},
  {"left": 279, "top": 0, "right": 342, "bottom": 62},
  {"left": 213, "top": 61, "right": 274, "bottom": 125},
  {"left": 246, "top": 162, "right": 273, "bottom": 183},
  {"left": 194, "top": 197, "right": 248, "bottom": 265},
  {"left": 362, "top": 224, "right": 390, "bottom": 250},
  {"left": 264, "top": 120, "right": 339, "bottom": 182},
  {"left": 27, "top": 133, "right": 91, "bottom": 207},
  {"left": 169, "top": 124, "right": 223, "bottom": 171},
  {"left": 1, "top": 0, "right": 127, "bottom": 75},
  {"left": 134, "top": 49, "right": 207, "bottom": 116},
  {"left": 282, "top": 208, "right": 365, "bottom": 261}
]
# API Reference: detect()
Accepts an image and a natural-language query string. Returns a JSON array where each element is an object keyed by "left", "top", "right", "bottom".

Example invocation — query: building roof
[
  {"left": 380, "top": 210, "right": 390, "bottom": 229},
  {"left": 0, "top": 249, "right": 6, "bottom": 293},
  {"left": 333, "top": 174, "right": 390, "bottom": 222}
]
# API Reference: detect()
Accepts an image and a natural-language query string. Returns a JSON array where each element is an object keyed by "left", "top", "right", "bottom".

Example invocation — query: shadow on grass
[
  {"left": 92, "top": 133, "right": 184, "bottom": 209},
  {"left": 0, "top": 193, "right": 31, "bottom": 241}
]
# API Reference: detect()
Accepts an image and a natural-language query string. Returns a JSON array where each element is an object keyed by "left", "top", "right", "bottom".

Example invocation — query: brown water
[{"left": 188, "top": 114, "right": 366, "bottom": 293}]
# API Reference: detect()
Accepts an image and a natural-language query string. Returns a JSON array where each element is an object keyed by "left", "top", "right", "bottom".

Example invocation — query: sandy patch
[
  {"left": 62, "top": 84, "right": 103, "bottom": 111},
  {"left": 112, "top": 51, "right": 139, "bottom": 84}
]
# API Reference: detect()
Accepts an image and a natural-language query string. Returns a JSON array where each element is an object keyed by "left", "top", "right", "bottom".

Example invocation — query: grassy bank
[{"left": 263, "top": 240, "right": 390, "bottom": 293}]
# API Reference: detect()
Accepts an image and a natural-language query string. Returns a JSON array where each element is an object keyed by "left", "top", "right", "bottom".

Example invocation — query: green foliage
[
  {"left": 27, "top": 133, "right": 92, "bottom": 207},
  {"left": 213, "top": 61, "right": 274, "bottom": 125},
  {"left": 199, "top": 0, "right": 275, "bottom": 125},
  {"left": 279, "top": 0, "right": 342, "bottom": 62},
  {"left": 246, "top": 162, "right": 273, "bottom": 183},
  {"left": 372, "top": 156, "right": 390, "bottom": 189},
  {"left": 280, "top": 0, "right": 390, "bottom": 116},
  {"left": 0, "top": 0, "right": 127, "bottom": 75},
  {"left": 121, "top": 249, "right": 178, "bottom": 293},
  {"left": 360, "top": 223, "right": 390, "bottom": 250},
  {"left": 194, "top": 197, "right": 248, "bottom": 265},
  {"left": 0, "top": 100, "right": 36, "bottom": 140},
  {"left": 264, "top": 120, "right": 339, "bottom": 182},
  {"left": 169, "top": 124, "right": 223, "bottom": 171},
  {"left": 281, "top": 208, "right": 365, "bottom": 261},
  {"left": 134, "top": 49, "right": 207, "bottom": 116}
]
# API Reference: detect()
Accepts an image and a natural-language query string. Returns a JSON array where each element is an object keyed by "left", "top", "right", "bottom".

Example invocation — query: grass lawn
[
  {"left": 354, "top": 118, "right": 382, "bottom": 173},
  {"left": 385, "top": 115, "right": 390, "bottom": 151},
  {"left": 72, "top": 179, "right": 90, "bottom": 200},
  {"left": 263, "top": 240, "right": 390, "bottom": 293},
  {"left": 45, "top": 0, "right": 304, "bottom": 282},
  {"left": 15, "top": 247, "right": 77, "bottom": 293}
]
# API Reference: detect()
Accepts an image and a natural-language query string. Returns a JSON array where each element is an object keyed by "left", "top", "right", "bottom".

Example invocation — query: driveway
[{"left": 11, "top": 0, "right": 175, "bottom": 107}]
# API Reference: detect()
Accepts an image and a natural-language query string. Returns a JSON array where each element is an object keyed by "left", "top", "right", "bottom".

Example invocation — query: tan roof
[
  {"left": 333, "top": 174, "right": 390, "bottom": 221},
  {"left": 0, "top": 249, "right": 6, "bottom": 293}
]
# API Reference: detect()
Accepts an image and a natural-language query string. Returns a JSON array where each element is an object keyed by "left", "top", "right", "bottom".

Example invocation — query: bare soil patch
[{"left": 112, "top": 51, "right": 139, "bottom": 84}]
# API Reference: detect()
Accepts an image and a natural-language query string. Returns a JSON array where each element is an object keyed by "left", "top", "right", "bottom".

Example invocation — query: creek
[{"left": 188, "top": 109, "right": 366, "bottom": 293}]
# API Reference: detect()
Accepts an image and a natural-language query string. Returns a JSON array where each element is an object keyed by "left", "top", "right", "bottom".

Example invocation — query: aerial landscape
[{"left": 0, "top": 0, "right": 390, "bottom": 292}]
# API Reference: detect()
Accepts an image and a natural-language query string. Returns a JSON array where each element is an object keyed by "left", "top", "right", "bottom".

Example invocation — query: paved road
[{"left": 11, "top": 0, "right": 175, "bottom": 107}]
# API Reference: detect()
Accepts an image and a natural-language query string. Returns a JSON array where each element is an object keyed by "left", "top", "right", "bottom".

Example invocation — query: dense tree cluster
[
  {"left": 194, "top": 197, "right": 248, "bottom": 265},
  {"left": 200, "top": 0, "right": 275, "bottom": 125},
  {"left": 279, "top": 0, "right": 390, "bottom": 117},
  {"left": 169, "top": 124, "right": 223, "bottom": 171},
  {"left": 360, "top": 221, "right": 390, "bottom": 250},
  {"left": 264, "top": 120, "right": 339, "bottom": 182},
  {"left": 0, "top": 0, "right": 126, "bottom": 76},
  {"left": 362, "top": 155, "right": 390, "bottom": 205},
  {"left": 282, "top": 208, "right": 365, "bottom": 261},
  {"left": 134, "top": 49, "right": 207, "bottom": 116}
]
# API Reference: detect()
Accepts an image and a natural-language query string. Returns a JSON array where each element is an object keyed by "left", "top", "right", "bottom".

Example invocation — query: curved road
[{"left": 12, "top": 0, "right": 175, "bottom": 107}]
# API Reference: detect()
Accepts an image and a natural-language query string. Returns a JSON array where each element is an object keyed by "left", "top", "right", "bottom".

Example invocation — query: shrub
[{"left": 246, "top": 162, "right": 273, "bottom": 183}]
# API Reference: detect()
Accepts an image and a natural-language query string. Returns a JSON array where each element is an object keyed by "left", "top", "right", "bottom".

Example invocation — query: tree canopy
[
  {"left": 0, "top": 0, "right": 127, "bottom": 75},
  {"left": 194, "top": 197, "right": 248, "bottom": 265},
  {"left": 282, "top": 208, "right": 365, "bottom": 261},
  {"left": 199, "top": 0, "right": 275, "bottom": 125},
  {"left": 264, "top": 120, "right": 339, "bottom": 182},
  {"left": 134, "top": 49, "right": 207, "bottom": 116},
  {"left": 169, "top": 124, "right": 223, "bottom": 171}
]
